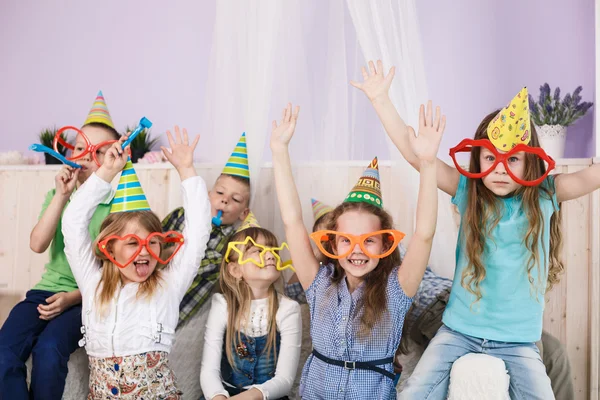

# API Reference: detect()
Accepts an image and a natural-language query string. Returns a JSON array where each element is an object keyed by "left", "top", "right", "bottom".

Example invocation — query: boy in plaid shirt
[{"left": 163, "top": 133, "right": 250, "bottom": 328}]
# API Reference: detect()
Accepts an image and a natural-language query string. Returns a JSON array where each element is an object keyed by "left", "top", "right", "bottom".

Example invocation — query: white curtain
[
  {"left": 202, "top": 0, "right": 458, "bottom": 277},
  {"left": 346, "top": 0, "right": 457, "bottom": 277},
  {"left": 201, "top": 0, "right": 282, "bottom": 204}
]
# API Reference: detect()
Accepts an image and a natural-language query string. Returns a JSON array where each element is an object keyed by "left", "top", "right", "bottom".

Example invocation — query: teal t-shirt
[
  {"left": 442, "top": 175, "right": 559, "bottom": 343},
  {"left": 32, "top": 188, "right": 111, "bottom": 293}
]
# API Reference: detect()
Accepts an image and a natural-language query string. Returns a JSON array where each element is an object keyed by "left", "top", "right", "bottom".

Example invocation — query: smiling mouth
[{"left": 348, "top": 259, "right": 368, "bottom": 266}]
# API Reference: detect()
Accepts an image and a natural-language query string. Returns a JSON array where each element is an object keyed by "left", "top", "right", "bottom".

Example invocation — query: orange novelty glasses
[
  {"left": 54, "top": 126, "right": 118, "bottom": 167},
  {"left": 449, "top": 139, "right": 555, "bottom": 187},
  {"left": 309, "top": 229, "right": 405, "bottom": 259},
  {"left": 98, "top": 231, "right": 184, "bottom": 268}
]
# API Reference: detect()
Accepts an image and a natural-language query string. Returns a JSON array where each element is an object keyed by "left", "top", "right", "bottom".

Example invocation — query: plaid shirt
[
  {"left": 162, "top": 207, "right": 235, "bottom": 328},
  {"left": 284, "top": 281, "right": 306, "bottom": 304}
]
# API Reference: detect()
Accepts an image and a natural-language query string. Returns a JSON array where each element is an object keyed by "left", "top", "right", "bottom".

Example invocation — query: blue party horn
[
  {"left": 29, "top": 144, "right": 81, "bottom": 168},
  {"left": 212, "top": 210, "right": 223, "bottom": 226},
  {"left": 122, "top": 117, "right": 153, "bottom": 149}
]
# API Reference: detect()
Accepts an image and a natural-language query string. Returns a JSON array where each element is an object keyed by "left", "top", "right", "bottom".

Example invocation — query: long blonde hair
[
  {"left": 325, "top": 202, "right": 401, "bottom": 338},
  {"left": 220, "top": 227, "right": 280, "bottom": 368},
  {"left": 93, "top": 211, "right": 164, "bottom": 317},
  {"left": 461, "top": 110, "right": 564, "bottom": 303}
]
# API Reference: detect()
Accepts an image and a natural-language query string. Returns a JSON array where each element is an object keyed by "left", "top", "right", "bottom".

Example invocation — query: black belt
[{"left": 311, "top": 349, "right": 396, "bottom": 380}]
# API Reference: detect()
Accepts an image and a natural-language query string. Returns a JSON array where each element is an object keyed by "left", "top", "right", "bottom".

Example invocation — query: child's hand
[
  {"left": 97, "top": 136, "right": 129, "bottom": 182},
  {"left": 270, "top": 103, "right": 300, "bottom": 152},
  {"left": 350, "top": 60, "right": 395, "bottom": 103},
  {"left": 54, "top": 165, "right": 79, "bottom": 197},
  {"left": 408, "top": 101, "right": 446, "bottom": 163},
  {"left": 161, "top": 126, "right": 199, "bottom": 181},
  {"left": 37, "top": 290, "right": 81, "bottom": 320}
]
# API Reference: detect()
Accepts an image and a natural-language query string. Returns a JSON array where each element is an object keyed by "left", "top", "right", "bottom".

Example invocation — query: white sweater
[
  {"left": 200, "top": 293, "right": 302, "bottom": 400},
  {"left": 62, "top": 173, "right": 211, "bottom": 358}
]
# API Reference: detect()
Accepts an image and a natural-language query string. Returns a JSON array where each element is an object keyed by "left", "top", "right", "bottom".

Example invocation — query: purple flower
[
  {"left": 563, "top": 93, "right": 572, "bottom": 107},
  {"left": 581, "top": 102, "right": 594, "bottom": 114},
  {"left": 571, "top": 86, "right": 582, "bottom": 106},
  {"left": 539, "top": 84, "right": 549, "bottom": 105},
  {"left": 553, "top": 87, "right": 561, "bottom": 103}
]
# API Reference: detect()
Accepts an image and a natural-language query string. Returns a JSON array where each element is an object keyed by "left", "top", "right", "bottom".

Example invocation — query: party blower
[
  {"left": 29, "top": 144, "right": 82, "bottom": 168},
  {"left": 122, "top": 117, "right": 153, "bottom": 150},
  {"left": 212, "top": 210, "right": 223, "bottom": 226}
]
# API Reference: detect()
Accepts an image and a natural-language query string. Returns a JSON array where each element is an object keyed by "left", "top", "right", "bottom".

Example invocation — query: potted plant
[
  {"left": 39, "top": 127, "right": 68, "bottom": 165},
  {"left": 124, "top": 125, "right": 160, "bottom": 163},
  {"left": 529, "top": 84, "right": 594, "bottom": 159}
]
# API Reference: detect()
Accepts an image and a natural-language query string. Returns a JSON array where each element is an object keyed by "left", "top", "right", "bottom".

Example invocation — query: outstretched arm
[
  {"left": 271, "top": 104, "right": 320, "bottom": 290},
  {"left": 397, "top": 102, "right": 445, "bottom": 297},
  {"left": 554, "top": 163, "right": 600, "bottom": 202},
  {"left": 351, "top": 60, "right": 459, "bottom": 196}
]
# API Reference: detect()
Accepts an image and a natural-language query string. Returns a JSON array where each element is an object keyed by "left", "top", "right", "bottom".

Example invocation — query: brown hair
[
  {"left": 461, "top": 110, "right": 564, "bottom": 303},
  {"left": 93, "top": 211, "right": 164, "bottom": 317},
  {"left": 82, "top": 122, "right": 121, "bottom": 141},
  {"left": 326, "top": 201, "right": 400, "bottom": 338},
  {"left": 220, "top": 227, "right": 280, "bottom": 368}
]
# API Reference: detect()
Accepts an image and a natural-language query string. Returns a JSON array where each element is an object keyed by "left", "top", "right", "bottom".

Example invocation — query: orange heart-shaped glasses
[
  {"left": 54, "top": 126, "right": 118, "bottom": 167},
  {"left": 309, "top": 229, "right": 405, "bottom": 259},
  {"left": 449, "top": 138, "right": 555, "bottom": 187},
  {"left": 98, "top": 231, "right": 184, "bottom": 268}
]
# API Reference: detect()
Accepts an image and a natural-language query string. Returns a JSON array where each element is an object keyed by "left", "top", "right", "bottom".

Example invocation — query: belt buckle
[{"left": 344, "top": 361, "right": 355, "bottom": 370}]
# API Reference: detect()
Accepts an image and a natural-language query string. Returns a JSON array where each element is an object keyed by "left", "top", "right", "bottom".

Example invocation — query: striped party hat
[
  {"left": 344, "top": 157, "right": 383, "bottom": 208},
  {"left": 110, "top": 160, "right": 151, "bottom": 213},
  {"left": 84, "top": 90, "right": 115, "bottom": 128},
  {"left": 311, "top": 198, "right": 333, "bottom": 222},
  {"left": 236, "top": 211, "right": 260, "bottom": 232},
  {"left": 222, "top": 132, "right": 250, "bottom": 180}
]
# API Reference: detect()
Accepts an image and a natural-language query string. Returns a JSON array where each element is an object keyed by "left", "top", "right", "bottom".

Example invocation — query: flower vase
[{"left": 536, "top": 124, "right": 567, "bottom": 160}]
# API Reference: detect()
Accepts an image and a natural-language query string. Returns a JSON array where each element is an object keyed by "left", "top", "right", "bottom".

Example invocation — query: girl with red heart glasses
[
  {"left": 97, "top": 231, "right": 184, "bottom": 269},
  {"left": 355, "top": 64, "right": 600, "bottom": 399},
  {"left": 62, "top": 127, "right": 212, "bottom": 398}
]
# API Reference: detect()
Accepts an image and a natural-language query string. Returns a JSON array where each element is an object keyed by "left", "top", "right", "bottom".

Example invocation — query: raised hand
[
  {"left": 408, "top": 101, "right": 446, "bottom": 163},
  {"left": 55, "top": 165, "right": 79, "bottom": 197},
  {"left": 350, "top": 60, "right": 396, "bottom": 102},
  {"left": 161, "top": 125, "right": 199, "bottom": 181},
  {"left": 97, "top": 136, "right": 129, "bottom": 183},
  {"left": 270, "top": 103, "right": 300, "bottom": 152}
]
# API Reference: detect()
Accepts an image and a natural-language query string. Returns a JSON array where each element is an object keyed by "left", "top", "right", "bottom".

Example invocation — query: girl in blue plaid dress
[{"left": 270, "top": 99, "right": 445, "bottom": 399}]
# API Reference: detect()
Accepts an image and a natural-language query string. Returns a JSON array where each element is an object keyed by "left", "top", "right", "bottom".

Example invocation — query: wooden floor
[{"left": 0, "top": 159, "right": 598, "bottom": 399}]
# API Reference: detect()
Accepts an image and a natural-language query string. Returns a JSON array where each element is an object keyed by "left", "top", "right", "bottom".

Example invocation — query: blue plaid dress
[{"left": 300, "top": 263, "right": 412, "bottom": 399}]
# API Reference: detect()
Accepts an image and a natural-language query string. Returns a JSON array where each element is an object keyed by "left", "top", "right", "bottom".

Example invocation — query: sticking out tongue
[{"left": 134, "top": 260, "right": 150, "bottom": 277}]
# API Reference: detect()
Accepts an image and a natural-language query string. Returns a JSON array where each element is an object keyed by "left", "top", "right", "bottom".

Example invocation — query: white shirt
[
  {"left": 62, "top": 173, "right": 211, "bottom": 358},
  {"left": 200, "top": 293, "right": 302, "bottom": 400}
]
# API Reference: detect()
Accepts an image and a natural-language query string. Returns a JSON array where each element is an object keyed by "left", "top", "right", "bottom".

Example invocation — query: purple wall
[
  {"left": 0, "top": 1, "right": 595, "bottom": 158},
  {"left": 0, "top": 1, "right": 215, "bottom": 156},
  {"left": 417, "top": 0, "right": 596, "bottom": 158}
]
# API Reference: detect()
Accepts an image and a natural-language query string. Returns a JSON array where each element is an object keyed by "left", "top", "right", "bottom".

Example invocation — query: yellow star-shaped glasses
[{"left": 224, "top": 236, "right": 295, "bottom": 272}]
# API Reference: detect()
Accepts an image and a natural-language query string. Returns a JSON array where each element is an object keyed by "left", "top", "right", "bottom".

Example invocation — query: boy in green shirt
[{"left": 0, "top": 91, "right": 119, "bottom": 399}]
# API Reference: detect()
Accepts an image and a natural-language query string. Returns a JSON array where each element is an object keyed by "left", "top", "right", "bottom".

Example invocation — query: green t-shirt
[{"left": 32, "top": 188, "right": 111, "bottom": 293}]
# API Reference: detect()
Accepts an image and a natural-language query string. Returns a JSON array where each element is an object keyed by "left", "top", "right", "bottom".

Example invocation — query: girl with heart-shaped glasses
[
  {"left": 355, "top": 64, "right": 600, "bottom": 398},
  {"left": 62, "top": 127, "right": 212, "bottom": 398},
  {"left": 200, "top": 226, "right": 302, "bottom": 399}
]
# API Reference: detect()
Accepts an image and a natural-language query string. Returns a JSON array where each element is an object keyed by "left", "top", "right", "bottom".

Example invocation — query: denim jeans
[
  {"left": 0, "top": 290, "right": 82, "bottom": 400},
  {"left": 399, "top": 324, "right": 554, "bottom": 400}
]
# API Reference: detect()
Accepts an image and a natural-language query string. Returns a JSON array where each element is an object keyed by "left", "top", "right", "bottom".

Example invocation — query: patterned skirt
[{"left": 88, "top": 351, "right": 182, "bottom": 399}]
